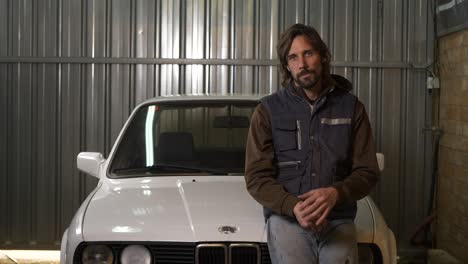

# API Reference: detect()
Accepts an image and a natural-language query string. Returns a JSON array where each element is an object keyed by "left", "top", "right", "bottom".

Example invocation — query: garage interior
[{"left": 0, "top": 0, "right": 467, "bottom": 263}]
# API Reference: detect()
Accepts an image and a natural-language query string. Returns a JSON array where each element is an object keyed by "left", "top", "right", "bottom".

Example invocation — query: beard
[{"left": 293, "top": 69, "right": 319, "bottom": 90}]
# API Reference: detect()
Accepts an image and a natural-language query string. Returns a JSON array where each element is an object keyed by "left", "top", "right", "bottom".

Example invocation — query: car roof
[{"left": 140, "top": 94, "right": 267, "bottom": 105}]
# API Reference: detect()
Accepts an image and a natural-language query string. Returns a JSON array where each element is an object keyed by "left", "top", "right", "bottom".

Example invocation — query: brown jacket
[{"left": 244, "top": 83, "right": 380, "bottom": 218}]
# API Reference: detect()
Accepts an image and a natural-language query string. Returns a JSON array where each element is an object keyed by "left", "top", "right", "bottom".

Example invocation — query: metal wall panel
[
  {"left": 0, "top": 0, "right": 8, "bottom": 247},
  {"left": 380, "top": 0, "right": 404, "bottom": 245},
  {"left": 402, "top": 0, "right": 435, "bottom": 251},
  {"left": 0, "top": 0, "right": 434, "bottom": 249}
]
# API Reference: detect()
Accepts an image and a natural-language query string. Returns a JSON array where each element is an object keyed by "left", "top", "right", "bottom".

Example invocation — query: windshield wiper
[{"left": 113, "top": 163, "right": 228, "bottom": 175}]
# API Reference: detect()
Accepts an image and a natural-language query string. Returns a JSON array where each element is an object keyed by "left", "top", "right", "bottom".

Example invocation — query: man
[{"left": 245, "top": 23, "right": 380, "bottom": 263}]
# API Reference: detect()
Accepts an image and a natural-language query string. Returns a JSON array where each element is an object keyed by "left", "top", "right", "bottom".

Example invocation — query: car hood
[{"left": 82, "top": 176, "right": 266, "bottom": 242}]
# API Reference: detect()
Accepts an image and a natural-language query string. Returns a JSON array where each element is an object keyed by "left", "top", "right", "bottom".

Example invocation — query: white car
[{"left": 60, "top": 95, "right": 397, "bottom": 264}]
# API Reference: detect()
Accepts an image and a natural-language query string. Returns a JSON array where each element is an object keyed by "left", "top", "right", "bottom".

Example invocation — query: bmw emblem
[{"left": 218, "top": 225, "right": 239, "bottom": 234}]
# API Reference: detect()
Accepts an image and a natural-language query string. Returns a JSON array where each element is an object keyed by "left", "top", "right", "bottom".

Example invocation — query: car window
[{"left": 109, "top": 101, "right": 257, "bottom": 177}]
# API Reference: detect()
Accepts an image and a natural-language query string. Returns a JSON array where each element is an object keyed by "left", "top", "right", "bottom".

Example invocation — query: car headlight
[
  {"left": 82, "top": 244, "right": 114, "bottom": 264},
  {"left": 121, "top": 245, "right": 152, "bottom": 264}
]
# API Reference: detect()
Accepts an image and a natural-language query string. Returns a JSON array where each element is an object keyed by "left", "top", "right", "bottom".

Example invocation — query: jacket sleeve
[
  {"left": 244, "top": 104, "right": 300, "bottom": 217},
  {"left": 332, "top": 100, "right": 380, "bottom": 203}
]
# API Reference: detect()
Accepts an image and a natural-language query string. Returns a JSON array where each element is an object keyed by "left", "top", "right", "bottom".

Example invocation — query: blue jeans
[{"left": 267, "top": 214, "right": 358, "bottom": 264}]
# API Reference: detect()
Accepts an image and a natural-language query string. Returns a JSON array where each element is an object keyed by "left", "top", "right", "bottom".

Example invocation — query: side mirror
[
  {"left": 376, "top": 153, "right": 384, "bottom": 172},
  {"left": 77, "top": 152, "right": 105, "bottom": 178}
]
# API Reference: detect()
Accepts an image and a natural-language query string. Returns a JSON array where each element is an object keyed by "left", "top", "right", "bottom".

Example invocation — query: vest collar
[{"left": 285, "top": 80, "right": 336, "bottom": 107}]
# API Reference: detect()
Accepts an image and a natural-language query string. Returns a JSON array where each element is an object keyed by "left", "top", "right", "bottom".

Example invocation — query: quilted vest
[{"left": 261, "top": 84, "right": 358, "bottom": 220}]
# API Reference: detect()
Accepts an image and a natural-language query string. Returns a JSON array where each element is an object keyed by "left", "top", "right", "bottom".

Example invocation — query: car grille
[
  {"left": 196, "top": 243, "right": 262, "bottom": 264},
  {"left": 230, "top": 244, "right": 259, "bottom": 264},
  {"left": 73, "top": 242, "right": 271, "bottom": 264}
]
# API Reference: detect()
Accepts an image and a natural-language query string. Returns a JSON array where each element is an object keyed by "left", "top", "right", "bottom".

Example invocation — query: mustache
[{"left": 297, "top": 69, "right": 316, "bottom": 78}]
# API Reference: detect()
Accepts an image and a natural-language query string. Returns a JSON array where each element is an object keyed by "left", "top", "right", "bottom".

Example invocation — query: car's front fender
[
  {"left": 367, "top": 198, "right": 398, "bottom": 264},
  {"left": 61, "top": 183, "right": 103, "bottom": 264},
  {"left": 60, "top": 229, "right": 68, "bottom": 264}
]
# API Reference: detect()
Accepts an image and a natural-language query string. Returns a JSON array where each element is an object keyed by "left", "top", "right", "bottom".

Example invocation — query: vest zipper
[
  {"left": 278, "top": 160, "right": 301, "bottom": 169},
  {"left": 296, "top": 120, "right": 302, "bottom": 150}
]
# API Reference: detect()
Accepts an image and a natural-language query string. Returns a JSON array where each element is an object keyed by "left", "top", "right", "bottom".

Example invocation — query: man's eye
[
  {"left": 305, "top": 51, "right": 314, "bottom": 56},
  {"left": 288, "top": 56, "right": 297, "bottom": 61}
]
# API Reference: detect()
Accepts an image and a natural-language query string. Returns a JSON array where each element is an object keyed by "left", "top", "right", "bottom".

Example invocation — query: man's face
[{"left": 286, "top": 35, "right": 323, "bottom": 90}]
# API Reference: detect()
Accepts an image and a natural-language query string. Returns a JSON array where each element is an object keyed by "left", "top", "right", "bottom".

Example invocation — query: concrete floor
[
  {"left": 0, "top": 248, "right": 462, "bottom": 264},
  {"left": 427, "top": 249, "right": 462, "bottom": 264},
  {"left": 393, "top": 249, "right": 462, "bottom": 264},
  {"left": 0, "top": 250, "right": 59, "bottom": 264}
]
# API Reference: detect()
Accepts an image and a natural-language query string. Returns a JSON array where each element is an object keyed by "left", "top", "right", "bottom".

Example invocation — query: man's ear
[{"left": 286, "top": 66, "right": 291, "bottom": 72}]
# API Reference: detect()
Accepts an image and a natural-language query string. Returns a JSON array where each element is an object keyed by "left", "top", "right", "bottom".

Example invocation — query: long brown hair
[{"left": 277, "top": 24, "right": 333, "bottom": 88}]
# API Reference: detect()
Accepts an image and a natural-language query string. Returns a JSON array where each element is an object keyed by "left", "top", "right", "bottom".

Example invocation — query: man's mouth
[
  {"left": 298, "top": 70, "right": 315, "bottom": 79},
  {"left": 294, "top": 69, "right": 320, "bottom": 90}
]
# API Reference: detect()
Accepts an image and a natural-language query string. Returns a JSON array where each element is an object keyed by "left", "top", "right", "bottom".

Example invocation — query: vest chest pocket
[
  {"left": 319, "top": 117, "right": 352, "bottom": 155},
  {"left": 273, "top": 118, "right": 300, "bottom": 151}
]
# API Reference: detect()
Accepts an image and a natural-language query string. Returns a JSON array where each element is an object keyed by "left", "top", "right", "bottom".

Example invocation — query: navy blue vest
[{"left": 262, "top": 84, "right": 357, "bottom": 220}]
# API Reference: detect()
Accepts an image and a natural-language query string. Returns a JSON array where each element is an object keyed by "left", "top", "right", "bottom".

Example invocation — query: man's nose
[{"left": 297, "top": 55, "right": 308, "bottom": 69}]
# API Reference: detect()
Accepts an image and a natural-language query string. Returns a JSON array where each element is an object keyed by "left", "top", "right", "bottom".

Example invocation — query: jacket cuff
[
  {"left": 331, "top": 182, "right": 348, "bottom": 204},
  {"left": 281, "top": 195, "right": 301, "bottom": 218}
]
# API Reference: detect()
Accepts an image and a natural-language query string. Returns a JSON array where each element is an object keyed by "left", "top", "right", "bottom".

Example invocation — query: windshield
[{"left": 109, "top": 100, "right": 257, "bottom": 177}]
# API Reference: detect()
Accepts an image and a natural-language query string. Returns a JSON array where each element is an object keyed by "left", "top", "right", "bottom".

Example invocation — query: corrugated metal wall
[{"left": 0, "top": 0, "right": 435, "bottom": 249}]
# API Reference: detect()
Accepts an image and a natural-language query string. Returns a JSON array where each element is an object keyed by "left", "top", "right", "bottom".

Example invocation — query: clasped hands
[{"left": 293, "top": 187, "right": 339, "bottom": 232}]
